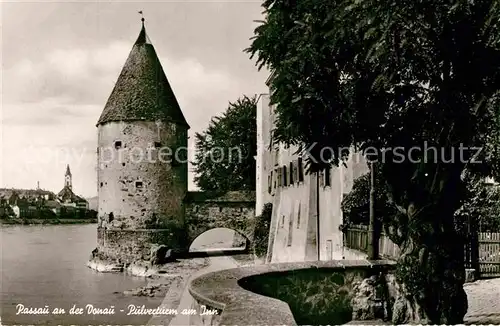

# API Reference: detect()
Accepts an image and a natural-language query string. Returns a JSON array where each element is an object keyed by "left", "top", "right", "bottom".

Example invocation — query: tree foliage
[
  {"left": 455, "top": 175, "right": 500, "bottom": 232},
  {"left": 247, "top": 0, "right": 500, "bottom": 176},
  {"left": 247, "top": 0, "right": 500, "bottom": 323},
  {"left": 192, "top": 95, "right": 257, "bottom": 193},
  {"left": 343, "top": 171, "right": 500, "bottom": 240}
]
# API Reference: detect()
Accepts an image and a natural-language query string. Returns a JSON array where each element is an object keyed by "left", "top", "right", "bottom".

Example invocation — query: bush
[
  {"left": 455, "top": 173, "right": 500, "bottom": 232},
  {"left": 341, "top": 171, "right": 397, "bottom": 226},
  {"left": 253, "top": 203, "right": 273, "bottom": 258}
]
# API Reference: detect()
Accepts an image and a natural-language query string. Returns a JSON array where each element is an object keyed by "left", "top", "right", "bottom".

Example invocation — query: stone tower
[
  {"left": 95, "top": 19, "right": 189, "bottom": 263},
  {"left": 65, "top": 164, "right": 72, "bottom": 190}
]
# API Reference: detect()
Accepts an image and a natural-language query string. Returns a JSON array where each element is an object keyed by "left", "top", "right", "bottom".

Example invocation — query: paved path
[
  {"left": 464, "top": 278, "right": 500, "bottom": 324},
  {"left": 147, "top": 255, "right": 238, "bottom": 326}
]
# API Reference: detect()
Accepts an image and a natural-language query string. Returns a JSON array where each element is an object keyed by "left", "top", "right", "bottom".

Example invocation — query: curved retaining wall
[{"left": 188, "top": 260, "right": 395, "bottom": 325}]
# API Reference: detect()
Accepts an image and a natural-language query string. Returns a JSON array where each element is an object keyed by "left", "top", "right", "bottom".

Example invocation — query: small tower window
[
  {"left": 325, "top": 167, "right": 331, "bottom": 187},
  {"left": 219, "top": 207, "right": 223, "bottom": 213},
  {"left": 114, "top": 141, "right": 122, "bottom": 149},
  {"left": 135, "top": 181, "right": 143, "bottom": 189},
  {"left": 154, "top": 141, "right": 162, "bottom": 148}
]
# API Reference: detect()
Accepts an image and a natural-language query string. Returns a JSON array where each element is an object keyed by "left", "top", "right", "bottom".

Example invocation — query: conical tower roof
[{"left": 97, "top": 21, "right": 189, "bottom": 127}]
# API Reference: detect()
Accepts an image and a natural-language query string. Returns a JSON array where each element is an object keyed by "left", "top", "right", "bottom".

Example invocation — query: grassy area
[{"left": 0, "top": 218, "right": 97, "bottom": 225}]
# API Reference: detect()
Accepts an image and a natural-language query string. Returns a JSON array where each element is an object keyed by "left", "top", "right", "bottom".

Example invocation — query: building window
[
  {"left": 268, "top": 175, "right": 272, "bottom": 194},
  {"left": 325, "top": 167, "right": 331, "bottom": 187},
  {"left": 219, "top": 207, "right": 223, "bottom": 213},
  {"left": 114, "top": 140, "right": 122, "bottom": 149},
  {"left": 297, "top": 203, "right": 301, "bottom": 229},
  {"left": 273, "top": 169, "right": 277, "bottom": 189},
  {"left": 282, "top": 165, "right": 288, "bottom": 186},
  {"left": 135, "top": 181, "right": 143, "bottom": 190},
  {"left": 287, "top": 209, "right": 294, "bottom": 247},
  {"left": 281, "top": 215, "right": 285, "bottom": 228},
  {"left": 277, "top": 168, "right": 282, "bottom": 187},
  {"left": 194, "top": 205, "right": 199, "bottom": 213},
  {"left": 289, "top": 162, "right": 294, "bottom": 185},
  {"left": 298, "top": 157, "right": 304, "bottom": 182},
  {"left": 154, "top": 141, "right": 162, "bottom": 148}
]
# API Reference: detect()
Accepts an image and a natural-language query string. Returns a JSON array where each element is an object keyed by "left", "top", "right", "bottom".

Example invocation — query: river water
[{"left": 0, "top": 224, "right": 163, "bottom": 325}]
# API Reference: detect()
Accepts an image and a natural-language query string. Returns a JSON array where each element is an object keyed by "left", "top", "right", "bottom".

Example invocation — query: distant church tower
[
  {"left": 65, "top": 164, "right": 72, "bottom": 190},
  {"left": 95, "top": 18, "right": 190, "bottom": 263}
]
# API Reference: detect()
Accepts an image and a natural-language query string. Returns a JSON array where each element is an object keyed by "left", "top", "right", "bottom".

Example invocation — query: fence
[
  {"left": 344, "top": 224, "right": 400, "bottom": 260},
  {"left": 344, "top": 225, "right": 500, "bottom": 278},
  {"left": 478, "top": 232, "right": 500, "bottom": 278}
]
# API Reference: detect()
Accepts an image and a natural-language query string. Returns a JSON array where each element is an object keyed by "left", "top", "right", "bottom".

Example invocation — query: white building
[{"left": 256, "top": 78, "right": 369, "bottom": 263}]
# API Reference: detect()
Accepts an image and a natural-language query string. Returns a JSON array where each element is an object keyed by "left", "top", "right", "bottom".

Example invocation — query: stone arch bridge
[{"left": 184, "top": 191, "right": 256, "bottom": 251}]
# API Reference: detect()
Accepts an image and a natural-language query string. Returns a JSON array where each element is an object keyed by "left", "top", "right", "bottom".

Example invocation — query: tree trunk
[{"left": 391, "top": 201, "right": 468, "bottom": 324}]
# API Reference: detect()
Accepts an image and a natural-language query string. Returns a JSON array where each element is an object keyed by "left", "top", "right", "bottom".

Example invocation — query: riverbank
[
  {"left": 119, "top": 258, "right": 210, "bottom": 298},
  {"left": 0, "top": 218, "right": 97, "bottom": 225}
]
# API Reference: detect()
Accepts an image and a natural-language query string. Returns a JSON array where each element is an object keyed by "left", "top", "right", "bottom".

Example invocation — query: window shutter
[
  {"left": 268, "top": 174, "right": 272, "bottom": 194},
  {"left": 325, "top": 167, "right": 331, "bottom": 187},
  {"left": 298, "top": 157, "right": 304, "bottom": 182}
]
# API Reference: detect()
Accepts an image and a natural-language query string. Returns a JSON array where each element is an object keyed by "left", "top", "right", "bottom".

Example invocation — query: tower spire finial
[{"left": 138, "top": 10, "right": 144, "bottom": 25}]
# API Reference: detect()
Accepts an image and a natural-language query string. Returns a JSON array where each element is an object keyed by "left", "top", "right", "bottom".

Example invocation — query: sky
[{"left": 1, "top": 0, "right": 269, "bottom": 198}]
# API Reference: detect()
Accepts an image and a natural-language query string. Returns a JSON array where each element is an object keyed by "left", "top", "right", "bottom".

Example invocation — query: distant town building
[
  {"left": 0, "top": 165, "right": 89, "bottom": 219},
  {"left": 57, "top": 165, "right": 89, "bottom": 210}
]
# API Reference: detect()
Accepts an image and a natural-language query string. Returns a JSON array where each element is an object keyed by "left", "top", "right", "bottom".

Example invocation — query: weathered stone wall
[
  {"left": 240, "top": 268, "right": 366, "bottom": 325},
  {"left": 96, "top": 228, "right": 181, "bottom": 263},
  {"left": 96, "top": 120, "right": 188, "bottom": 260},
  {"left": 184, "top": 191, "right": 256, "bottom": 247},
  {"left": 189, "top": 260, "right": 396, "bottom": 326}
]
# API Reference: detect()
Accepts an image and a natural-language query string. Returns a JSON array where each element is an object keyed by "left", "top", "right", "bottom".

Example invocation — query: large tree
[
  {"left": 192, "top": 95, "right": 257, "bottom": 193},
  {"left": 247, "top": 0, "right": 500, "bottom": 323}
]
